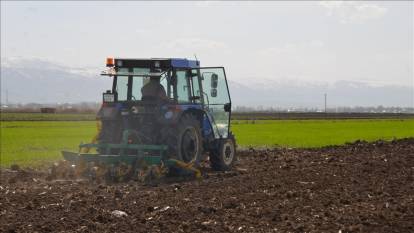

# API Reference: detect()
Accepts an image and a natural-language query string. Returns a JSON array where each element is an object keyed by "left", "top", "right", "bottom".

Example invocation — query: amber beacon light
[{"left": 106, "top": 57, "right": 115, "bottom": 67}]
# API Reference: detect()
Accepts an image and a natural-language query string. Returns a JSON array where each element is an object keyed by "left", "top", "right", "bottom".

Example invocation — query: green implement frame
[
  {"left": 60, "top": 129, "right": 201, "bottom": 178},
  {"left": 62, "top": 129, "right": 169, "bottom": 166},
  {"left": 62, "top": 143, "right": 168, "bottom": 165}
]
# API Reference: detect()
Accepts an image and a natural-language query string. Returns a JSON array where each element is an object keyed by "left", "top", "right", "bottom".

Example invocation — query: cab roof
[{"left": 113, "top": 58, "right": 200, "bottom": 69}]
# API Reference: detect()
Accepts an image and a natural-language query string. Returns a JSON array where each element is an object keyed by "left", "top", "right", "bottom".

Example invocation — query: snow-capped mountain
[
  {"left": 1, "top": 58, "right": 111, "bottom": 103},
  {"left": 1, "top": 57, "right": 412, "bottom": 108},
  {"left": 229, "top": 79, "right": 413, "bottom": 108}
]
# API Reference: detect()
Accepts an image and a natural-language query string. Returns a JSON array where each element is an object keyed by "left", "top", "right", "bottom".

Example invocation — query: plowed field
[{"left": 1, "top": 138, "right": 413, "bottom": 233}]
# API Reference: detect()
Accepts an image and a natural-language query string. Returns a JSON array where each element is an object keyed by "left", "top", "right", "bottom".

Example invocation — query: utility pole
[{"left": 324, "top": 93, "right": 327, "bottom": 113}]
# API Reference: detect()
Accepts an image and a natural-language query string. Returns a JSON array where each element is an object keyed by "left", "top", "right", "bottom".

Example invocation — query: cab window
[
  {"left": 115, "top": 68, "right": 129, "bottom": 101},
  {"left": 175, "top": 70, "right": 191, "bottom": 103}
]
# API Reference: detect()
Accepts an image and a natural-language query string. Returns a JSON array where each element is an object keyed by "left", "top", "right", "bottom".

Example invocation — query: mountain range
[{"left": 1, "top": 58, "right": 412, "bottom": 108}]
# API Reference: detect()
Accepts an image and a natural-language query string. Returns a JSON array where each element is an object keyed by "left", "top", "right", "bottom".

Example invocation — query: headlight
[{"left": 103, "top": 93, "right": 115, "bottom": 102}]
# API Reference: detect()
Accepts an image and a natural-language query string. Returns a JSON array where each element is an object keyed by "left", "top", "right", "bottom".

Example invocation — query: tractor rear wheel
[
  {"left": 210, "top": 133, "right": 237, "bottom": 171},
  {"left": 171, "top": 114, "right": 203, "bottom": 165}
]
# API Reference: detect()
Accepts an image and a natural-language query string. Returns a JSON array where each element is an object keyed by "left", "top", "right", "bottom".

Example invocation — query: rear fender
[
  {"left": 161, "top": 104, "right": 203, "bottom": 124},
  {"left": 179, "top": 108, "right": 215, "bottom": 139}
]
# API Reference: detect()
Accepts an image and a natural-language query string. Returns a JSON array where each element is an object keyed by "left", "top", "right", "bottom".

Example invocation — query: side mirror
[
  {"left": 224, "top": 103, "right": 231, "bottom": 112},
  {"left": 211, "top": 73, "right": 218, "bottom": 88},
  {"left": 211, "top": 88, "right": 217, "bottom": 97}
]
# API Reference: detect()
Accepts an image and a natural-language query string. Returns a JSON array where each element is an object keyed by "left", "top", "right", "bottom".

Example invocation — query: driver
[{"left": 141, "top": 76, "right": 167, "bottom": 101}]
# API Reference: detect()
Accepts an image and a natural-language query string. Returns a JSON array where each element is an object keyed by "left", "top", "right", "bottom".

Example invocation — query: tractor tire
[
  {"left": 98, "top": 120, "right": 123, "bottom": 143},
  {"left": 97, "top": 120, "right": 122, "bottom": 154},
  {"left": 169, "top": 114, "right": 203, "bottom": 165},
  {"left": 210, "top": 133, "right": 237, "bottom": 171}
]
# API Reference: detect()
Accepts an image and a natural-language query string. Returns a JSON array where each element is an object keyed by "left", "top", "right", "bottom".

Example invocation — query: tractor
[{"left": 60, "top": 58, "right": 236, "bottom": 181}]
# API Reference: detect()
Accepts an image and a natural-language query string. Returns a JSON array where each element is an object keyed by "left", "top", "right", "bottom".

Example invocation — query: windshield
[{"left": 115, "top": 68, "right": 169, "bottom": 101}]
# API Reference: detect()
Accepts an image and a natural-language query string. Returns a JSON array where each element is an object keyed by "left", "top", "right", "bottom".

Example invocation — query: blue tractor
[{"left": 61, "top": 58, "right": 236, "bottom": 181}]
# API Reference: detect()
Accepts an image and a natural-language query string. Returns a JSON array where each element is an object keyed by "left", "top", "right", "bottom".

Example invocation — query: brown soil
[{"left": 1, "top": 138, "right": 413, "bottom": 233}]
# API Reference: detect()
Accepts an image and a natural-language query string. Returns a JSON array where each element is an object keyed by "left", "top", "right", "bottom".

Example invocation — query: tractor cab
[{"left": 100, "top": 58, "right": 232, "bottom": 140}]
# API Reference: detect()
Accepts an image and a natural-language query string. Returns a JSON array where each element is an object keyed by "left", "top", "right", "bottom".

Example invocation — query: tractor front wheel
[{"left": 210, "top": 134, "right": 237, "bottom": 171}]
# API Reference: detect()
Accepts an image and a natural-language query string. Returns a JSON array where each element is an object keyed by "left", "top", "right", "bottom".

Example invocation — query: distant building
[{"left": 40, "top": 108, "right": 56, "bottom": 113}]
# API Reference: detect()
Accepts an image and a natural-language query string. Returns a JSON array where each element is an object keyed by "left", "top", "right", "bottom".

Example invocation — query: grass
[
  {"left": 1, "top": 121, "right": 96, "bottom": 168},
  {"left": 1, "top": 119, "right": 413, "bottom": 168},
  {"left": 232, "top": 119, "right": 414, "bottom": 148},
  {"left": 1, "top": 112, "right": 96, "bottom": 121}
]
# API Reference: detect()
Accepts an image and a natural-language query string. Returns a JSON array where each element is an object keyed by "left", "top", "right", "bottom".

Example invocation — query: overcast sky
[{"left": 1, "top": 1, "right": 413, "bottom": 86}]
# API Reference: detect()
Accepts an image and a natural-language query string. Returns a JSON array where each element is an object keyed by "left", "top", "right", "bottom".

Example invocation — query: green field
[
  {"left": 1, "top": 121, "right": 96, "bottom": 168},
  {"left": 232, "top": 119, "right": 414, "bottom": 147},
  {"left": 1, "top": 112, "right": 96, "bottom": 121},
  {"left": 1, "top": 119, "right": 413, "bottom": 167}
]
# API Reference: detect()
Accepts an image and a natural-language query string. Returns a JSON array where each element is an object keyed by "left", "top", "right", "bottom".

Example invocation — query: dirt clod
[{"left": 111, "top": 210, "right": 128, "bottom": 218}]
